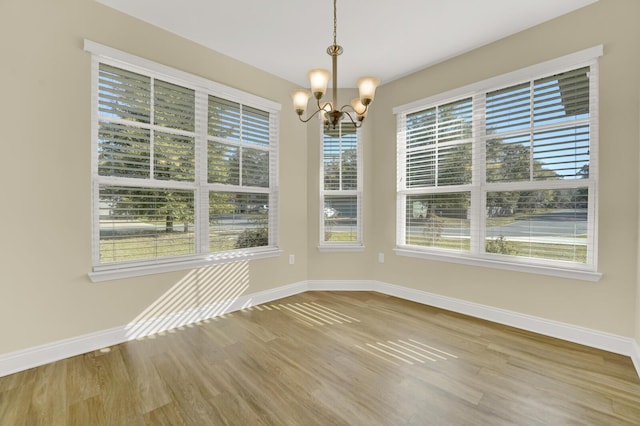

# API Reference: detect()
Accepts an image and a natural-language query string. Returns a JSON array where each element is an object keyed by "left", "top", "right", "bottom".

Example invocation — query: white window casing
[
  {"left": 394, "top": 46, "right": 603, "bottom": 281},
  {"left": 85, "top": 40, "right": 281, "bottom": 282},
  {"left": 319, "top": 120, "right": 364, "bottom": 251}
]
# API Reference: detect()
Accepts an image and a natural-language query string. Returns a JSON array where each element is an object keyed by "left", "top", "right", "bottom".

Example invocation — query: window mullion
[
  {"left": 150, "top": 78, "right": 155, "bottom": 180},
  {"left": 529, "top": 81, "right": 534, "bottom": 182},
  {"left": 357, "top": 125, "right": 364, "bottom": 243},
  {"left": 337, "top": 124, "right": 342, "bottom": 191},
  {"left": 396, "top": 113, "right": 408, "bottom": 246},
  {"left": 435, "top": 106, "right": 440, "bottom": 187},
  {"left": 472, "top": 93, "right": 486, "bottom": 255},
  {"left": 195, "top": 90, "right": 209, "bottom": 254}
]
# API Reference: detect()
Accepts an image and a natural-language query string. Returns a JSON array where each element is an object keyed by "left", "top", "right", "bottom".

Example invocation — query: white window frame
[
  {"left": 393, "top": 46, "right": 603, "bottom": 281},
  {"left": 85, "top": 40, "right": 281, "bottom": 282},
  {"left": 319, "top": 120, "right": 364, "bottom": 251}
]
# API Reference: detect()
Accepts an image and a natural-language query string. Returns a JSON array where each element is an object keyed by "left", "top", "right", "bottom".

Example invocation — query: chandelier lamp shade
[{"left": 291, "top": 0, "right": 379, "bottom": 128}]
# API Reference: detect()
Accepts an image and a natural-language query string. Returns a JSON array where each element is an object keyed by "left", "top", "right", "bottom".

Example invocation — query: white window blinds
[
  {"left": 320, "top": 121, "right": 362, "bottom": 247},
  {"left": 88, "top": 42, "right": 280, "bottom": 278},
  {"left": 485, "top": 67, "right": 590, "bottom": 183},
  {"left": 395, "top": 48, "right": 601, "bottom": 277}
]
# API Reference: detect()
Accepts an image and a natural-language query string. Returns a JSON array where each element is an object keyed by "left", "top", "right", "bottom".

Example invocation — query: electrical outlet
[
  {"left": 378, "top": 252, "right": 384, "bottom": 263},
  {"left": 289, "top": 254, "right": 295, "bottom": 265}
]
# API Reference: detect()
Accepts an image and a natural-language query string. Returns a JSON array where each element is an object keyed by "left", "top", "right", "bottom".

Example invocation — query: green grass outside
[
  {"left": 100, "top": 228, "right": 586, "bottom": 264},
  {"left": 100, "top": 231, "right": 241, "bottom": 263},
  {"left": 325, "top": 231, "right": 357, "bottom": 242},
  {"left": 406, "top": 235, "right": 586, "bottom": 263}
]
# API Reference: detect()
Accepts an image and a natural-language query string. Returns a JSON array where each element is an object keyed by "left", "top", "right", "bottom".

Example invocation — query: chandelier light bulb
[
  {"left": 357, "top": 76, "right": 380, "bottom": 105},
  {"left": 308, "top": 69, "right": 331, "bottom": 99},
  {"left": 291, "top": 90, "right": 311, "bottom": 115},
  {"left": 350, "top": 98, "right": 367, "bottom": 118}
]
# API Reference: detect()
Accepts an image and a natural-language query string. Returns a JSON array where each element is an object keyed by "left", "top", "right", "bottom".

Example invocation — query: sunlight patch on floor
[
  {"left": 268, "top": 302, "right": 360, "bottom": 326},
  {"left": 355, "top": 339, "right": 457, "bottom": 366}
]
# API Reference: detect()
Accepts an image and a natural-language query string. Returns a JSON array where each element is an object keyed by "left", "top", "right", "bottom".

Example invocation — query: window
[
  {"left": 395, "top": 47, "right": 602, "bottom": 280},
  {"left": 86, "top": 41, "right": 280, "bottom": 281},
  {"left": 320, "top": 121, "right": 363, "bottom": 249}
]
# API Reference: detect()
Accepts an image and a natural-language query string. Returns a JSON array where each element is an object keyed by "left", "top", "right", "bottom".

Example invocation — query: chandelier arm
[
  {"left": 296, "top": 107, "right": 327, "bottom": 123},
  {"left": 319, "top": 99, "right": 332, "bottom": 112},
  {"left": 339, "top": 103, "right": 369, "bottom": 115},
  {"left": 341, "top": 111, "right": 364, "bottom": 128}
]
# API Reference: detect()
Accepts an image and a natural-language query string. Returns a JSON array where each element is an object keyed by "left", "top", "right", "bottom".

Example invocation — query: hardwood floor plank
[
  {"left": 142, "top": 402, "right": 187, "bottom": 426},
  {"left": 65, "top": 353, "right": 100, "bottom": 406},
  {"left": 0, "top": 385, "right": 35, "bottom": 426},
  {"left": 67, "top": 395, "right": 107, "bottom": 426},
  {"left": 30, "top": 358, "right": 68, "bottom": 426},
  {"left": 93, "top": 347, "right": 145, "bottom": 426},
  {"left": 1, "top": 291, "right": 639, "bottom": 425}
]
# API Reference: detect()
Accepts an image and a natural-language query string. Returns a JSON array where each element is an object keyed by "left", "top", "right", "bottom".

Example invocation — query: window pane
[
  {"left": 98, "top": 64, "right": 150, "bottom": 123},
  {"left": 485, "top": 188, "right": 588, "bottom": 263},
  {"left": 324, "top": 195, "right": 358, "bottom": 242},
  {"left": 242, "top": 106, "right": 270, "bottom": 146},
  {"left": 154, "top": 80, "right": 195, "bottom": 132},
  {"left": 406, "top": 193, "right": 470, "bottom": 250},
  {"left": 437, "top": 143, "right": 472, "bottom": 186},
  {"left": 486, "top": 134, "right": 531, "bottom": 182},
  {"left": 99, "top": 186, "right": 195, "bottom": 263},
  {"left": 532, "top": 125, "right": 589, "bottom": 180},
  {"left": 533, "top": 67, "right": 589, "bottom": 127},
  {"left": 209, "top": 96, "right": 241, "bottom": 140},
  {"left": 406, "top": 107, "right": 436, "bottom": 148},
  {"left": 209, "top": 192, "right": 269, "bottom": 251},
  {"left": 406, "top": 98, "right": 472, "bottom": 188},
  {"left": 406, "top": 149, "right": 435, "bottom": 187},
  {"left": 208, "top": 142, "right": 240, "bottom": 185},
  {"left": 98, "top": 121, "right": 150, "bottom": 178},
  {"left": 437, "top": 98, "right": 473, "bottom": 143},
  {"left": 323, "top": 122, "right": 357, "bottom": 190},
  {"left": 242, "top": 147, "right": 269, "bottom": 188},
  {"left": 407, "top": 143, "right": 471, "bottom": 187},
  {"left": 154, "top": 132, "right": 195, "bottom": 182},
  {"left": 486, "top": 83, "right": 530, "bottom": 134}
]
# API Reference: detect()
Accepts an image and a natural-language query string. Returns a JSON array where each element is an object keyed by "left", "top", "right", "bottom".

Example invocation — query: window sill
[
  {"left": 317, "top": 244, "right": 365, "bottom": 253},
  {"left": 89, "top": 248, "right": 282, "bottom": 283},
  {"left": 394, "top": 247, "right": 602, "bottom": 282}
]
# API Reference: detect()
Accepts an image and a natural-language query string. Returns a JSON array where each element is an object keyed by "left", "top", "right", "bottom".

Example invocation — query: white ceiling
[{"left": 97, "top": 0, "right": 597, "bottom": 88}]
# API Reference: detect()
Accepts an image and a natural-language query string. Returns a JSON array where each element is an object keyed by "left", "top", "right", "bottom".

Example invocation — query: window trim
[
  {"left": 394, "top": 46, "right": 603, "bottom": 281},
  {"left": 318, "top": 120, "right": 364, "bottom": 250},
  {"left": 85, "top": 40, "right": 281, "bottom": 282}
]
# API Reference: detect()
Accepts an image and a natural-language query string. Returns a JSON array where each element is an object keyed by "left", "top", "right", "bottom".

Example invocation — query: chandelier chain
[{"left": 333, "top": 0, "right": 337, "bottom": 46}]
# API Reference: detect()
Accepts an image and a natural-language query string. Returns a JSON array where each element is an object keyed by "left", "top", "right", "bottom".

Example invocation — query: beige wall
[
  {"left": 0, "top": 0, "right": 308, "bottom": 355},
  {"left": 1, "top": 0, "right": 639, "bottom": 358},
  {"left": 369, "top": 0, "right": 640, "bottom": 336}
]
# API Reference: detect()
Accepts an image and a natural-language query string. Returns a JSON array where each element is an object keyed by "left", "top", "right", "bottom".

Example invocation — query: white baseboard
[
  {"left": 371, "top": 281, "right": 636, "bottom": 357},
  {"left": 0, "top": 281, "right": 307, "bottom": 378},
  {"left": 631, "top": 340, "right": 640, "bottom": 377},
  {"left": 2, "top": 279, "right": 639, "bottom": 380},
  {"left": 306, "top": 280, "right": 640, "bottom": 378},
  {"left": 307, "top": 279, "right": 374, "bottom": 292}
]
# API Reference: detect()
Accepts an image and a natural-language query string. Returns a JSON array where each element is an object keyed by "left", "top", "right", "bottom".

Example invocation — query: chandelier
[{"left": 291, "top": 0, "right": 379, "bottom": 129}]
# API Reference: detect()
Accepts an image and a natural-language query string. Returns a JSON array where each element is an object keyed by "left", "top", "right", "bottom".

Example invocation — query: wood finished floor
[{"left": 1, "top": 291, "right": 639, "bottom": 425}]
